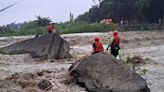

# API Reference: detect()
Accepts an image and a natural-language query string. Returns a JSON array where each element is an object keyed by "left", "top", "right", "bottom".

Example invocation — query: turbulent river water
[{"left": 0, "top": 32, "right": 164, "bottom": 92}]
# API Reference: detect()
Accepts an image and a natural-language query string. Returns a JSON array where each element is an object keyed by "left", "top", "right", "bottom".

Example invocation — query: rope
[
  {"left": 41, "top": 84, "right": 53, "bottom": 92},
  {"left": 67, "top": 59, "right": 83, "bottom": 74},
  {"left": 39, "top": 60, "right": 83, "bottom": 92},
  {"left": 118, "top": 47, "right": 125, "bottom": 61}
]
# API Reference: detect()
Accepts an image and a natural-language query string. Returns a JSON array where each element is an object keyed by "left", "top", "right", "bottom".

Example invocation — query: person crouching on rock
[
  {"left": 106, "top": 31, "right": 120, "bottom": 57},
  {"left": 92, "top": 37, "right": 104, "bottom": 54},
  {"left": 48, "top": 23, "right": 56, "bottom": 34}
]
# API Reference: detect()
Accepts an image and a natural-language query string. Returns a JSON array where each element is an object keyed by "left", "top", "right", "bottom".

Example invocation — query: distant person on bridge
[
  {"left": 106, "top": 31, "right": 120, "bottom": 57},
  {"left": 92, "top": 37, "right": 104, "bottom": 54},
  {"left": 48, "top": 23, "right": 56, "bottom": 34}
]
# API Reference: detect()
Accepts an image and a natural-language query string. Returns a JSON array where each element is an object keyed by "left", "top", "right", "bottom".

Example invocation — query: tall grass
[
  {"left": 12, "top": 26, "right": 47, "bottom": 36},
  {"left": 118, "top": 23, "right": 164, "bottom": 31},
  {"left": 57, "top": 22, "right": 116, "bottom": 34},
  {"left": 0, "top": 22, "right": 116, "bottom": 36},
  {"left": 1, "top": 22, "right": 164, "bottom": 37}
]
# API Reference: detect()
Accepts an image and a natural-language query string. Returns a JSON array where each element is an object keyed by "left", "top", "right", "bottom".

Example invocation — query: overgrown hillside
[{"left": 77, "top": 0, "right": 164, "bottom": 23}]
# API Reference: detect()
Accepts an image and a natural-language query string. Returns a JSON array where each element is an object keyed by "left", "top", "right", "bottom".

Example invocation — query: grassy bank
[
  {"left": 57, "top": 22, "right": 115, "bottom": 34},
  {"left": 0, "top": 22, "right": 115, "bottom": 36},
  {"left": 0, "top": 22, "right": 164, "bottom": 37},
  {"left": 118, "top": 24, "right": 164, "bottom": 31}
]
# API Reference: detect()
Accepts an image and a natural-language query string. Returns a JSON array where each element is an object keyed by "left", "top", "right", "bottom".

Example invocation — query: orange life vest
[
  {"left": 94, "top": 42, "right": 104, "bottom": 53},
  {"left": 111, "top": 36, "right": 120, "bottom": 49}
]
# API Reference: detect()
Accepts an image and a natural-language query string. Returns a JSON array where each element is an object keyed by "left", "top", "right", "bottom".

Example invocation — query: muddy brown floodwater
[{"left": 0, "top": 31, "right": 164, "bottom": 92}]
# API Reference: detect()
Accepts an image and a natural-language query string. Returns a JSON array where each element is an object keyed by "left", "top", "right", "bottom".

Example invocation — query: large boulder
[
  {"left": 69, "top": 52, "right": 150, "bottom": 92},
  {"left": 1, "top": 33, "right": 71, "bottom": 59}
]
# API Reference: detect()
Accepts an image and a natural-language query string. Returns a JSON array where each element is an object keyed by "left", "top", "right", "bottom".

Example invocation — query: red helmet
[
  {"left": 95, "top": 37, "right": 100, "bottom": 42},
  {"left": 113, "top": 31, "right": 118, "bottom": 36}
]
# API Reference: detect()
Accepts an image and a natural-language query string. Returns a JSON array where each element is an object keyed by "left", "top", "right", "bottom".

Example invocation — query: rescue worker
[
  {"left": 48, "top": 23, "right": 56, "bottom": 33},
  {"left": 106, "top": 31, "right": 120, "bottom": 57},
  {"left": 92, "top": 37, "right": 104, "bottom": 54}
]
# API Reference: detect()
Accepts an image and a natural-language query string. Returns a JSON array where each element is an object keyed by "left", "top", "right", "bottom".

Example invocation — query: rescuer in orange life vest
[
  {"left": 106, "top": 31, "right": 120, "bottom": 57},
  {"left": 92, "top": 37, "right": 104, "bottom": 54}
]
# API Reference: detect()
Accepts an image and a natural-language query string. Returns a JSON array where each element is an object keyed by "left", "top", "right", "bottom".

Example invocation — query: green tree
[
  {"left": 70, "top": 12, "right": 74, "bottom": 22},
  {"left": 35, "top": 16, "right": 51, "bottom": 26},
  {"left": 99, "top": 0, "right": 136, "bottom": 22},
  {"left": 79, "top": 0, "right": 164, "bottom": 23},
  {"left": 76, "top": 6, "right": 100, "bottom": 22}
]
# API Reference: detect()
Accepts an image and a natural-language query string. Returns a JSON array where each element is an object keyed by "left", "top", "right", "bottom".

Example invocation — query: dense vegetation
[
  {"left": 0, "top": 20, "right": 116, "bottom": 36},
  {"left": 1, "top": 0, "right": 164, "bottom": 37},
  {"left": 77, "top": 0, "right": 164, "bottom": 23},
  {"left": 57, "top": 22, "right": 115, "bottom": 34},
  {"left": 0, "top": 16, "right": 50, "bottom": 36},
  {"left": 1, "top": 20, "right": 164, "bottom": 37}
]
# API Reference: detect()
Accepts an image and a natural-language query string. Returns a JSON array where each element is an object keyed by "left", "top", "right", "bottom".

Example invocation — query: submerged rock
[
  {"left": 2, "top": 33, "right": 71, "bottom": 59},
  {"left": 37, "top": 79, "right": 52, "bottom": 90},
  {"left": 69, "top": 52, "right": 150, "bottom": 92}
]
